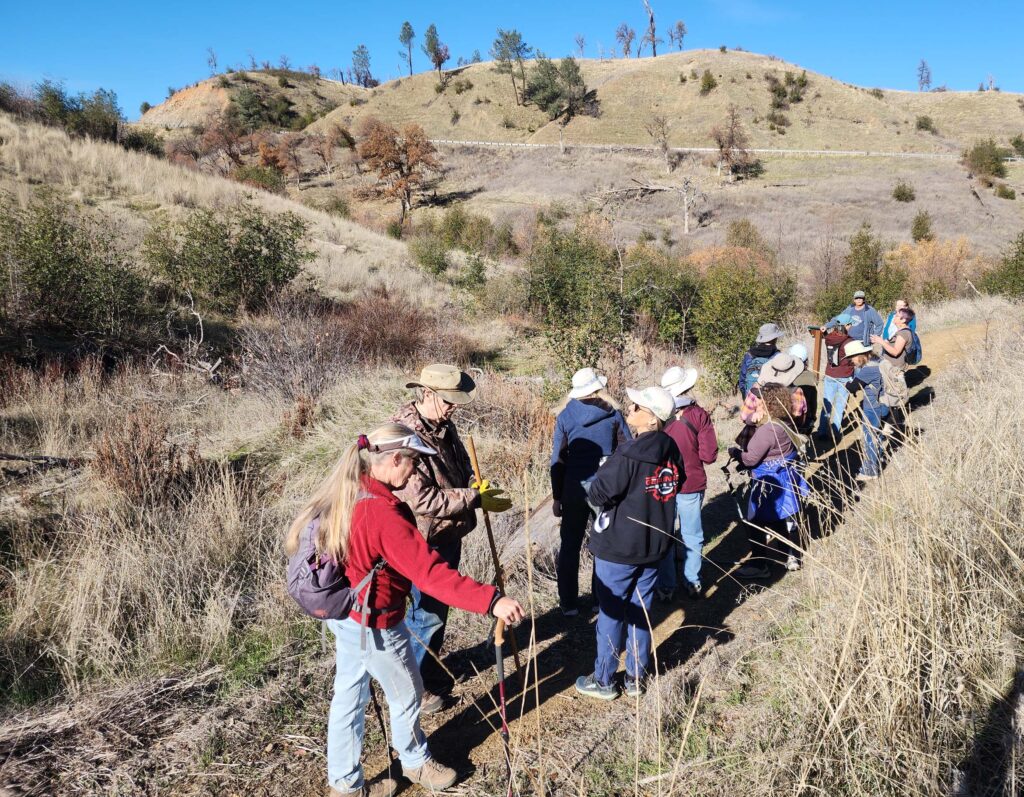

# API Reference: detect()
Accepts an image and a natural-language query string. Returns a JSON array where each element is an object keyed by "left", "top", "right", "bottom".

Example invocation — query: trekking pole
[
  {"left": 465, "top": 436, "right": 524, "bottom": 682},
  {"left": 368, "top": 685, "right": 397, "bottom": 781},
  {"left": 494, "top": 618, "right": 513, "bottom": 797}
]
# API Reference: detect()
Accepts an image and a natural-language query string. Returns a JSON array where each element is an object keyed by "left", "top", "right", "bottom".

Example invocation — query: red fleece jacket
[{"left": 345, "top": 476, "right": 498, "bottom": 629}]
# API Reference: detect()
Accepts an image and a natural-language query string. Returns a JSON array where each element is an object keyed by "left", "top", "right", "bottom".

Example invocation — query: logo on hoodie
[{"left": 644, "top": 462, "right": 680, "bottom": 503}]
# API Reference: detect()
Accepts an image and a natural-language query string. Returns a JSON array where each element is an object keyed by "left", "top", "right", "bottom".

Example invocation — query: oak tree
[{"left": 358, "top": 118, "right": 440, "bottom": 224}]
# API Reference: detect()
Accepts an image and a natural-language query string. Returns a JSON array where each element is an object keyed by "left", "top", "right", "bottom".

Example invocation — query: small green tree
[
  {"left": 700, "top": 70, "right": 718, "bottom": 96},
  {"left": 490, "top": 29, "right": 531, "bottom": 105},
  {"left": 351, "top": 44, "right": 375, "bottom": 88},
  {"left": 399, "top": 22, "right": 415, "bottom": 76},
  {"left": 1011, "top": 134, "right": 1024, "bottom": 158},
  {"left": 892, "top": 180, "right": 916, "bottom": 202},
  {"left": 964, "top": 139, "right": 1010, "bottom": 179},
  {"left": 981, "top": 232, "right": 1024, "bottom": 297},
  {"left": 812, "top": 224, "right": 907, "bottom": 319},
  {"left": 911, "top": 210, "right": 934, "bottom": 242},
  {"left": 422, "top": 24, "right": 451, "bottom": 79}
]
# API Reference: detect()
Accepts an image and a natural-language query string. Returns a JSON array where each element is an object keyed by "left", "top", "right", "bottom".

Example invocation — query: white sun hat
[
  {"left": 568, "top": 367, "right": 608, "bottom": 399},
  {"left": 660, "top": 366, "right": 698, "bottom": 397},
  {"left": 787, "top": 343, "right": 809, "bottom": 363},
  {"left": 625, "top": 385, "right": 676, "bottom": 422}
]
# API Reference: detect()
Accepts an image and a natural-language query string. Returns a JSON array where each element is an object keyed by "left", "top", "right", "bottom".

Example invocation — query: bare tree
[
  {"left": 645, "top": 114, "right": 672, "bottom": 173},
  {"left": 307, "top": 64, "right": 321, "bottom": 78},
  {"left": 917, "top": 59, "right": 932, "bottom": 92},
  {"left": 275, "top": 133, "right": 304, "bottom": 186},
  {"left": 709, "top": 104, "right": 753, "bottom": 180},
  {"left": 206, "top": 47, "right": 218, "bottom": 76},
  {"left": 679, "top": 176, "right": 707, "bottom": 235},
  {"left": 575, "top": 34, "right": 586, "bottom": 58},
  {"left": 668, "top": 20, "right": 687, "bottom": 51},
  {"left": 279, "top": 54, "right": 292, "bottom": 70},
  {"left": 640, "top": 0, "right": 661, "bottom": 57},
  {"left": 310, "top": 133, "right": 335, "bottom": 177},
  {"left": 247, "top": 52, "right": 257, "bottom": 70},
  {"left": 615, "top": 24, "right": 636, "bottom": 58}
]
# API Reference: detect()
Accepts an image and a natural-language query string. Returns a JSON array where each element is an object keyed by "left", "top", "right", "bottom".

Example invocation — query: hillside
[
  {"left": 138, "top": 69, "right": 368, "bottom": 131},
  {"left": 304, "top": 49, "right": 1024, "bottom": 153}
]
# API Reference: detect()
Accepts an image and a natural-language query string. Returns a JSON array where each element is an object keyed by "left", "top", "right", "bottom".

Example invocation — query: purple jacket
[{"left": 663, "top": 404, "right": 718, "bottom": 494}]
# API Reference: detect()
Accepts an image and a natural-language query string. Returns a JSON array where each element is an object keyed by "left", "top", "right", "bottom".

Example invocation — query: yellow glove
[
  {"left": 470, "top": 479, "right": 491, "bottom": 491},
  {"left": 479, "top": 486, "right": 512, "bottom": 514}
]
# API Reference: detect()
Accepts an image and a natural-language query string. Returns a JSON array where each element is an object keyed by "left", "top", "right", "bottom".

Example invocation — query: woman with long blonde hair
[{"left": 290, "top": 423, "right": 525, "bottom": 797}]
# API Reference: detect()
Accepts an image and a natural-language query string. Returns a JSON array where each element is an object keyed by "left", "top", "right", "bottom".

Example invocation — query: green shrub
[
  {"left": 428, "top": 205, "right": 518, "bottom": 258},
  {"left": 812, "top": 224, "right": 908, "bottom": 320},
  {"left": 1011, "top": 134, "right": 1024, "bottom": 158},
  {"left": 277, "top": 75, "right": 290, "bottom": 88},
  {"left": 869, "top": 88, "right": 884, "bottom": 100},
  {"left": 217, "top": 76, "right": 231, "bottom": 89},
  {"left": 981, "top": 232, "right": 1024, "bottom": 297},
  {"left": 0, "top": 191, "right": 149, "bottom": 341},
  {"left": 450, "top": 109, "right": 461, "bottom": 125},
  {"left": 719, "top": 46, "right": 727, "bottom": 53},
  {"left": 319, "top": 196, "right": 350, "bottom": 218},
  {"left": 691, "top": 259, "right": 796, "bottom": 393},
  {"left": 679, "top": 74, "right": 688, "bottom": 84},
  {"left": 911, "top": 210, "right": 934, "bottom": 242},
  {"left": 964, "top": 139, "right": 1010, "bottom": 178},
  {"left": 915, "top": 115, "right": 937, "bottom": 133},
  {"left": 408, "top": 235, "right": 450, "bottom": 276},
  {"left": 120, "top": 127, "right": 164, "bottom": 156},
  {"left": 995, "top": 184, "right": 1017, "bottom": 200},
  {"left": 700, "top": 70, "right": 718, "bottom": 96},
  {"left": 624, "top": 246, "right": 700, "bottom": 348},
  {"left": 892, "top": 180, "right": 916, "bottom": 202},
  {"left": 452, "top": 78, "right": 474, "bottom": 94},
  {"left": 231, "top": 165, "right": 285, "bottom": 194},
  {"left": 144, "top": 201, "right": 311, "bottom": 312},
  {"left": 452, "top": 254, "right": 487, "bottom": 291},
  {"left": 766, "top": 110, "right": 790, "bottom": 130},
  {"left": 139, "top": 101, "right": 152, "bottom": 115},
  {"left": 385, "top": 220, "right": 404, "bottom": 239}
]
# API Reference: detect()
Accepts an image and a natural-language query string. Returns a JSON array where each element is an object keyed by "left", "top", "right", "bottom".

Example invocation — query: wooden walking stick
[
  {"left": 466, "top": 436, "right": 524, "bottom": 681},
  {"left": 494, "top": 618, "right": 513, "bottom": 797}
]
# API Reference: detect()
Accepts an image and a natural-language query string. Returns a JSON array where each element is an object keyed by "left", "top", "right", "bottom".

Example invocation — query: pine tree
[{"left": 399, "top": 22, "right": 415, "bottom": 76}]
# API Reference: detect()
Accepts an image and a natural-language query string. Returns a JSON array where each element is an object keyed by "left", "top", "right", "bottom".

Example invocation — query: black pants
[
  {"left": 557, "top": 495, "right": 595, "bottom": 611},
  {"left": 746, "top": 517, "right": 801, "bottom": 564}
]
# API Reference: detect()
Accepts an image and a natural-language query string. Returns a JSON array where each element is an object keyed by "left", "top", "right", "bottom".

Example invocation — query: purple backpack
[{"left": 286, "top": 515, "right": 386, "bottom": 621}]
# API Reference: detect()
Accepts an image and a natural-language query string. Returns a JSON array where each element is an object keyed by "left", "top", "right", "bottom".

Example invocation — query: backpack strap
[{"left": 354, "top": 558, "right": 389, "bottom": 651}]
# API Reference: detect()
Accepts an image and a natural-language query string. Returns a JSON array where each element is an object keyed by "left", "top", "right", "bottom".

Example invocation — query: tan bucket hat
[
  {"left": 758, "top": 352, "right": 805, "bottom": 387},
  {"left": 406, "top": 363, "right": 477, "bottom": 405}
]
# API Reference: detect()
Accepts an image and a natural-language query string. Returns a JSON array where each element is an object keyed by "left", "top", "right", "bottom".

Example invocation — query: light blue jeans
[
  {"left": 657, "top": 491, "right": 705, "bottom": 591},
  {"left": 859, "top": 403, "right": 888, "bottom": 477},
  {"left": 326, "top": 617, "right": 429, "bottom": 793},
  {"left": 817, "top": 376, "right": 852, "bottom": 435}
]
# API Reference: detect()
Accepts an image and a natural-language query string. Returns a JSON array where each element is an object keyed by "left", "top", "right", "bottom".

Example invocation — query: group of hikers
[{"left": 285, "top": 290, "right": 922, "bottom": 796}]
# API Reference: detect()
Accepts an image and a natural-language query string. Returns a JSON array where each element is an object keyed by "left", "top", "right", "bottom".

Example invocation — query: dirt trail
[{"left": 385, "top": 320, "right": 992, "bottom": 795}]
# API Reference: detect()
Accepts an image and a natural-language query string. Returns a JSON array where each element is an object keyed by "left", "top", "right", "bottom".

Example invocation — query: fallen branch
[{"left": 0, "top": 452, "right": 83, "bottom": 469}]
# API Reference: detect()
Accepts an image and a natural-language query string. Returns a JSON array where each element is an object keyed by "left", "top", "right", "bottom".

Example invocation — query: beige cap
[
  {"left": 406, "top": 364, "right": 477, "bottom": 405},
  {"left": 626, "top": 386, "right": 676, "bottom": 423}
]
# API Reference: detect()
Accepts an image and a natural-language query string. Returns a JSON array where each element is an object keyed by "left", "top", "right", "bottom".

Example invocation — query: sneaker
[
  {"left": 655, "top": 588, "right": 675, "bottom": 603},
  {"left": 560, "top": 606, "right": 579, "bottom": 617},
  {"left": 329, "top": 776, "right": 397, "bottom": 797},
  {"left": 623, "top": 677, "right": 645, "bottom": 698},
  {"left": 785, "top": 555, "right": 801, "bottom": 572},
  {"left": 403, "top": 757, "right": 457, "bottom": 791},
  {"left": 419, "top": 690, "right": 445, "bottom": 716},
  {"left": 736, "top": 563, "right": 771, "bottom": 579},
  {"left": 856, "top": 472, "right": 879, "bottom": 482},
  {"left": 684, "top": 581, "right": 703, "bottom": 599},
  {"left": 574, "top": 674, "right": 619, "bottom": 701}
]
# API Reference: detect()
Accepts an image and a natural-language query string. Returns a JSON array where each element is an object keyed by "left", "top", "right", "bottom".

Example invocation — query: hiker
[
  {"left": 881, "top": 298, "right": 917, "bottom": 340},
  {"left": 391, "top": 364, "right": 512, "bottom": 714},
  {"left": 826, "top": 290, "right": 884, "bottom": 345},
  {"left": 730, "top": 384, "right": 810, "bottom": 578},
  {"left": 286, "top": 423, "right": 525, "bottom": 797},
  {"left": 737, "top": 323, "right": 783, "bottom": 397},
  {"left": 657, "top": 366, "right": 718, "bottom": 601},
  {"left": 575, "top": 386, "right": 682, "bottom": 700},
  {"left": 843, "top": 341, "right": 889, "bottom": 481},
  {"left": 550, "top": 367, "right": 631, "bottom": 616},
  {"left": 738, "top": 352, "right": 809, "bottom": 430},
  {"left": 788, "top": 343, "right": 818, "bottom": 436},
  {"left": 815, "top": 314, "right": 856, "bottom": 439},
  {"left": 870, "top": 307, "right": 918, "bottom": 437}
]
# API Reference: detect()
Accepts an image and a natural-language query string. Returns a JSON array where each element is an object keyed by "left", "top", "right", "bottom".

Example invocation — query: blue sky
[{"left": 2, "top": 0, "right": 1022, "bottom": 120}]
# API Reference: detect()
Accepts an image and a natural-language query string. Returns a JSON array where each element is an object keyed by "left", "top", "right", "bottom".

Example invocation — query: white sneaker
[{"left": 785, "top": 555, "right": 801, "bottom": 572}]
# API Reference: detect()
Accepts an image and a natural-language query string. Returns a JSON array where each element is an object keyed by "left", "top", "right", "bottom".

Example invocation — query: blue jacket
[
  {"left": 849, "top": 360, "right": 890, "bottom": 417},
  {"left": 550, "top": 398, "right": 631, "bottom": 502},
  {"left": 829, "top": 304, "right": 884, "bottom": 345},
  {"left": 881, "top": 312, "right": 917, "bottom": 341}
]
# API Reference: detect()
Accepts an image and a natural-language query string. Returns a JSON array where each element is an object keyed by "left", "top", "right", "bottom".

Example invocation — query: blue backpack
[
  {"left": 742, "top": 354, "right": 770, "bottom": 395},
  {"left": 905, "top": 330, "right": 922, "bottom": 365}
]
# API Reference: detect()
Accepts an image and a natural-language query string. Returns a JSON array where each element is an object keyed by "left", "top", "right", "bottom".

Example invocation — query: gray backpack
[{"left": 286, "top": 514, "right": 386, "bottom": 621}]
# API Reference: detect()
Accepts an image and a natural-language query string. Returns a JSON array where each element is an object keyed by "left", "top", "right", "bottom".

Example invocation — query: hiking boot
[
  {"left": 684, "top": 581, "right": 703, "bottom": 599},
  {"left": 560, "top": 606, "right": 579, "bottom": 617},
  {"left": 623, "top": 677, "right": 645, "bottom": 698},
  {"left": 419, "top": 690, "right": 445, "bottom": 715},
  {"left": 736, "top": 563, "right": 771, "bottom": 579},
  {"left": 403, "top": 757, "right": 458, "bottom": 791},
  {"left": 785, "top": 555, "right": 801, "bottom": 572},
  {"left": 575, "top": 674, "right": 619, "bottom": 701},
  {"left": 329, "top": 776, "right": 397, "bottom": 797}
]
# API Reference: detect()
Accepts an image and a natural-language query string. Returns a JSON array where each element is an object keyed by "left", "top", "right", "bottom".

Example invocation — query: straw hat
[
  {"left": 844, "top": 340, "right": 873, "bottom": 357},
  {"left": 758, "top": 352, "right": 805, "bottom": 387},
  {"left": 406, "top": 364, "right": 477, "bottom": 404},
  {"left": 568, "top": 367, "right": 608, "bottom": 399}
]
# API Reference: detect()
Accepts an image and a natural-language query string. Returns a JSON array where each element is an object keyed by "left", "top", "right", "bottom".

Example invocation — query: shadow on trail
[{"left": 957, "top": 667, "right": 1024, "bottom": 795}]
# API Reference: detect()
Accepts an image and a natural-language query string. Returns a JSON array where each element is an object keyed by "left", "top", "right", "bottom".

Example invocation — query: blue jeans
[
  {"left": 860, "top": 403, "right": 888, "bottom": 476},
  {"left": 593, "top": 557, "right": 659, "bottom": 687},
  {"left": 657, "top": 491, "right": 705, "bottom": 591},
  {"left": 326, "top": 617, "right": 428, "bottom": 793},
  {"left": 817, "top": 376, "right": 852, "bottom": 435},
  {"left": 405, "top": 539, "right": 461, "bottom": 692}
]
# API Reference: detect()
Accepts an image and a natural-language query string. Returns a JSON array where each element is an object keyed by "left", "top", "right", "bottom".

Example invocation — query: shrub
[
  {"left": 385, "top": 220, "right": 404, "bottom": 239},
  {"left": 911, "top": 210, "right": 934, "bottom": 242},
  {"left": 120, "top": 127, "right": 164, "bottom": 156},
  {"left": 679, "top": 74, "right": 688, "bottom": 84},
  {"left": 886, "top": 237, "right": 984, "bottom": 300},
  {"left": 231, "top": 164, "right": 285, "bottom": 193},
  {"left": 143, "top": 201, "right": 312, "bottom": 313},
  {"left": 981, "top": 232, "right": 1024, "bottom": 297},
  {"left": 1011, "top": 134, "right": 1024, "bottom": 158},
  {"left": 452, "top": 78, "right": 473, "bottom": 94},
  {"left": 450, "top": 109, "right": 461, "bottom": 125},
  {"left": 319, "top": 196, "right": 350, "bottom": 218},
  {"left": 719, "top": 45, "right": 727, "bottom": 53},
  {"left": 624, "top": 246, "right": 700, "bottom": 348},
  {"left": 452, "top": 254, "right": 487, "bottom": 291},
  {"left": 869, "top": 88, "right": 884, "bottom": 99},
  {"left": 408, "top": 235, "right": 450, "bottom": 276},
  {"left": 963, "top": 139, "right": 1010, "bottom": 178},
  {"left": 700, "top": 70, "right": 718, "bottom": 96},
  {"left": 995, "top": 184, "right": 1016, "bottom": 200},
  {"left": 426, "top": 205, "right": 519, "bottom": 258},
  {"left": 276, "top": 75, "right": 290, "bottom": 88},
  {"left": 915, "top": 115, "right": 937, "bottom": 133},
  {"left": 139, "top": 101, "right": 152, "bottom": 115},
  {"left": 812, "top": 224, "right": 908, "bottom": 319},
  {"left": 217, "top": 76, "right": 231, "bottom": 89},
  {"left": 766, "top": 110, "right": 790, "bottom": 130},
  {"left": 0, "top": 191, "right": 149, "bottom": 342},
  {"left": 892, "top": 180, "right": 916, "bottom": 202}
]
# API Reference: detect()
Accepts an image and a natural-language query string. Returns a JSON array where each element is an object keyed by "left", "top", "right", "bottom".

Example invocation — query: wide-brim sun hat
[
  {"left": 568, "top": 367, "right": 608, "bottom": 399},
  {"left": 758, "top": 352, "right": 805, "bottom": 387},
  {"left": 661, "top": 366, "right": 698, "bottom": 397},
  {"left": 625, "top": 386, "right": 675, "bottom": 423},
  {"left": 844, "top": 340, "right": 873, "bottom": 357},
  {"left": 406, "top": 363, "right": 477, "bottom": 405},
  {"left": 360, "top": 431, "right": 437, "bottom": 457},
  {"left": 755, "top": 322, "right": 783, "bottom": 344},
  {"left": 787, "top": 343, "right": 809, "bottom": 363}
]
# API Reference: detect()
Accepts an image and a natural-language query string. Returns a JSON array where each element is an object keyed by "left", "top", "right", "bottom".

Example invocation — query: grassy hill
[
  {"left": 304, "top": 49, "right": 1024, "bottom": 153},
  {"left": 139, "top": 69, "right": 368, "bottom": 131}
]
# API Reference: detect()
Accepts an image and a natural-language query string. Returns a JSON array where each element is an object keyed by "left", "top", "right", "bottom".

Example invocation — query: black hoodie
[{"left": 586, "top": 430, "right": 683, "bottom": 566}]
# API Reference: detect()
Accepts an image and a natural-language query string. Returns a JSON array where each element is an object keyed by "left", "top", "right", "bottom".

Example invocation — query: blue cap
[{"left": 835, "top": 313, "right": 855, "bottom": 325}]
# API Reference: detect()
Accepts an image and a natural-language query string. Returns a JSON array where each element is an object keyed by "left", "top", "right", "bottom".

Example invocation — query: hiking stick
[
  {"left": 465, "top": 436, "right": 524, "bottom": 681},
  {"left": 368, "top": 685, "right": 397, "bottom": 780},
  {"left": 494, "top": 618, "right": 513, "bottom": 797}
]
